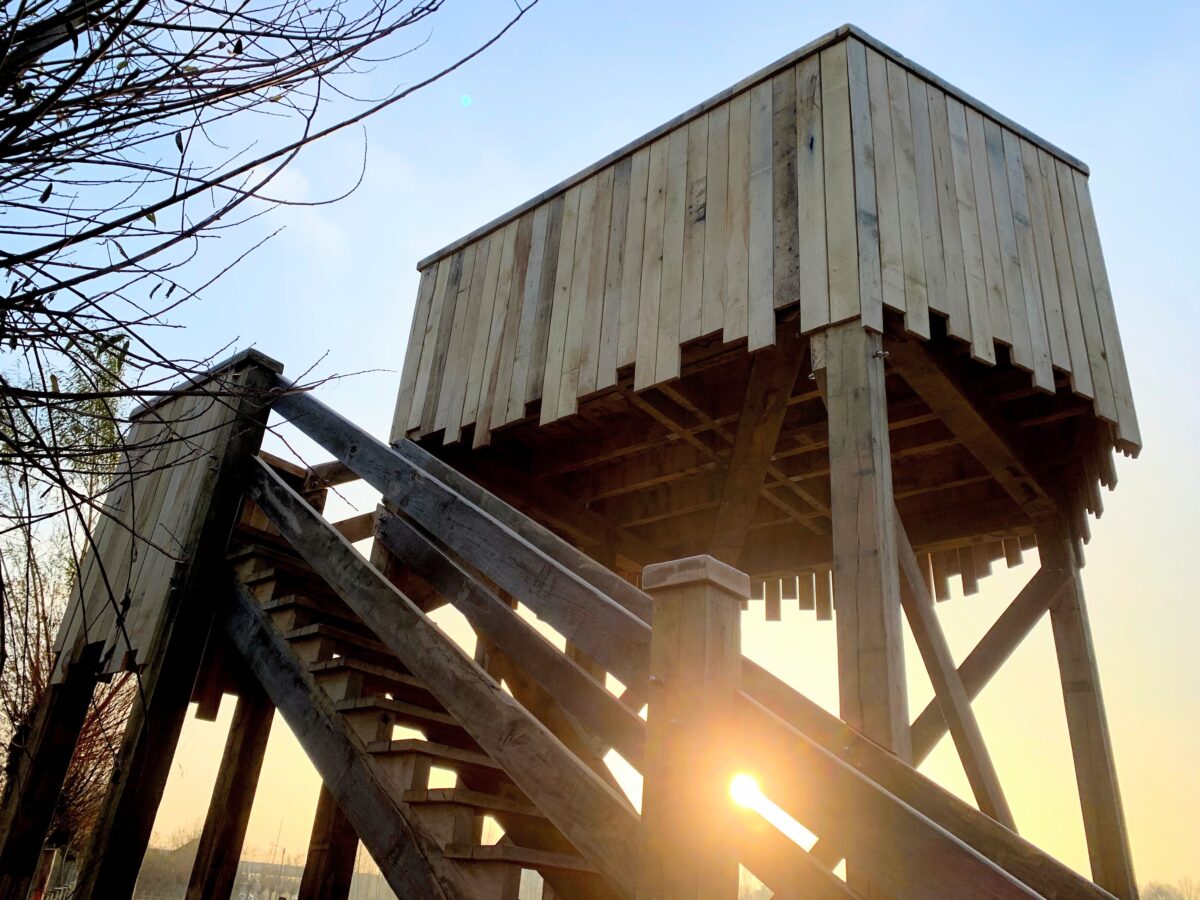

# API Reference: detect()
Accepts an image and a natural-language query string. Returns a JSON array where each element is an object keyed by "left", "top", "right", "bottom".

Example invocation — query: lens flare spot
[
  {"left": 460, "top": 94, "right": 473, "bottom": 107},
  {"left": 730, "top": 773, "right": 762, "bottom": 808}
]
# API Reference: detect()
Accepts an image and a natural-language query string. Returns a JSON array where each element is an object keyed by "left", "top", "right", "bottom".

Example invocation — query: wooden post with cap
[{"left": 638, "top": 554, "right": 746, "bottom": 899}]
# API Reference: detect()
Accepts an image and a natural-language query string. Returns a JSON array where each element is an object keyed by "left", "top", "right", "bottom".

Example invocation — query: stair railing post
[{"left": 638, "top": 555, "right": 746, "bottom": 900}]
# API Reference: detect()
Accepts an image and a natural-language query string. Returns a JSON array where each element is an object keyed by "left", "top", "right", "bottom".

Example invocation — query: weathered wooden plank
[
  {"left": 375, "top": 512, "right": 645, "bottom": 768},
  {"left": 1002, "top": 130, "right": 1055, "bottom": 392},
  {"left": 558, "top": 178, "right": 598, "bottom": 419},
  {"left": 796, "top": 55, "right": 830, "bottom": 332},
  {"left": 1071, "top": 170, "right": 1140, "bottom": 449},
  {"left": 894, "top": 508, "right": 1014, "bottom": 829},
  {"left": 965, "top": 108, "right": 1011, "bottom": 348},
  {"left": 297, "top": 787, "right": 358, "bottom": 900},
  {"left": 655, "top": 128, "right": 688, "bottom": 383},
  {"left": 245, "top": 462, "right": 642, "bottom": 895},
  {"left": 1019, "top": 139, "right": 1071, "bottom": 373},
  {"left": 736, "top": 816, "right": 859, "bottom": 900},
  {"left": 866, "top": 47, "right": 905, "bottom": 317},
  {"left": 984, "top": 119, "right": 1033, "bottom": 373},
  {"left": 506, "top": 202, "right": 550, "bottom": 424},
  {"left": 419, "top": 251, "right": 465, "bottom": 435},
  {"left": 702, "top": 103, "right": 731, "bottom": 337},
  {"left": 525, "top": 195, "right": 566, "bottom": 407},
  {"left": 221, "top": 584, "right": 473, "bottom": 899},
  {"left": 634, "top": 138, "right": 670, "bottom": 390},
  {"left": 443, "top": 238, "right": 487, "bottom": 444},
  {"left": 946, "top": 97, "right": 995, "bottom": 363},
  {"left": 925, "top": 83, "right": 970, "bottom": 340},
  {"left": 406, "top": 258, "right": 450, "bottom": 432},
  {"left": 680, "top": 116, "right": 709, "bottom": 343},
  {"left": 463, "top": 229, "right": 505, "bottom": 426},
  {"left": 540, "top": 184, "right": 581, "bottom": 424},
  {"left": 1056, "top": 158, "right": 1118, "bottom": 423},
  {"left": 1038, "top": 146, "right": 1094, "bottom": 397},
  {"left": 433, "top": 245, "right": 477, "bottom": 436},
  {"left": 598, "top": 157, "right": 633, "bottom": 390},
  {"left": 772, "top": 69, "right": 801, "bottom": 312},
  {"left": 489, "top": 212, "right": 535, "bottom": 433},
  {"left": 474, "top": 221, "right": 520, "bottom": 444},
  {"left": 748, "top": 79, "right": 775, "bottom": 350},
  {"left": 619, "top": 146, "right": 652, "bottom": 370},
  {"left": 578, "top": 169, "right": 615, "bottom": 399},
  {"left": 846, "top": 40, "right": 883, "bottom": 332},
  {"left": 887, "top": 60, "right": 930, "bottom": 338},
  {"left": 390, "top": 266, "right": 438, "bottom": 442},
  {"left": 725, "top": 90, "right": 752, "bottom": 343}
]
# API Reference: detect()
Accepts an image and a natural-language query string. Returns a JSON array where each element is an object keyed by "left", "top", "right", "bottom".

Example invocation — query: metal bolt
[
  {"left": 807, "top": 373, "right": 817, "bottom": 381},
  {"left": 649, "top": 674, "right": 666, "bottom": 687},
  {"left": 872, "top": 349, "right": 890, "bottom": 359}
]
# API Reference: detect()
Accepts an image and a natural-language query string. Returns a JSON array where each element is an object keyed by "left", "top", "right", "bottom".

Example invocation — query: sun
[{"left": 730, "top": 773, "right": 762, "bottom": 808}]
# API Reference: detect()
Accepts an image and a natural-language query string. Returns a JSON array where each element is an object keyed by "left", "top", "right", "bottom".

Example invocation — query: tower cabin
[{"left": 3, "top": 23, "right": 1142, "bottom": 900}]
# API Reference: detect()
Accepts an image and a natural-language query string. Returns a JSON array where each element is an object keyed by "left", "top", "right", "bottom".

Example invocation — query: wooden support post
[
  {"left": 818, "top": 323, "right": 911, "bottom": 760},
  {"left": 74, "top": 354, "right": 279, "bottom": 900},
  {"left": 638, "top": 555, "right": 746, "bottom": 899},
  {"left": 1038, "top": 521, "right": 1138, "bottom": 899},
  {"left": 0, "top": 640, "right": 101, "bottom": 900},
  {"left": 185, "top": 672, "right": 275, "bottom": 900},
  {"left": 298, "top": 786, "right": 360, "bottom": 900}
]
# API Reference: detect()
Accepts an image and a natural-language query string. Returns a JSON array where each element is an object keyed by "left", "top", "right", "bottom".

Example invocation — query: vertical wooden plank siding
[
  {"left": 1020, "top": 139, "right": 1072, "bottom": 372},
  {"left": 598, "top": 157, "right": 633, "bottom": 389},
  {"left": 820, "top": 42, "right": 858, "bottom": 326},
  {"left": 724, "top": 90, "right": 752, "bottom": 343},
  {"left": 886, "top": 60, "right": 930, "bottom": 338},
  {"left": 390, "top": 266, "right": 437, "bottom": 442},
  {"left": 701, "top": 104, "right": 731, "bottom": 336},
  {"left": 846, "top": 39, "right": 883, "bottom": 332},
  {"left": 795, "top": 55, "right": 829, "bottom": 332},
  {"left": 1071, "top": 171, "right": 1140, "bottom": 447},
  {"left": 635, "top": 137, "right": 670, "bottom": 390},
  {"left": 945, "top": 96, "right": 996, "bottom": 364},
  {"left": 926, "top": 83, "right": 971, "bottom": 341},
  {"left": 619, "top": 146, "right": 652, "bottom": 370},
  {"left": 577, "top": 168, "right": 615, "bottom": 399},
  {"left": 394, "top": 34, "right": 1139, "bottom": 459},
  {"left": 488, "top": 212, "right": 535, "bottom": 435},
  {"left": 655, "top": 128, "right": 688, "bottom": 383},
  {"left": 526, "top": 194, "right": 565, "bottom": 407},
  {"left": 506, "top": 202, "right": 551, "bottom": 423},
  {"left": 1056, "top": 157, "right": 1118, "bottom": 423},
  {"left": 1001, "top": 129, "right": 1056, "bottom": 391},
  {"left": 1038, "top": 146, "right": 1095, "bottom": 398},
  {"left": 965, "top": 108, "right": 1012, "bottom": 348},
  {"left": 772, "top": 70, "right": 801, "bottom": 312},
  {"left": 558, "top": 176, "right": 598, "bottom": 420},
  {"left": 680, "top": 117, "right": 709, "bottom": 343},
  {"left": 984, "top": 118, "right": 1034, "bottom": 372},
  {"left": 747, "top": 79, "right": 776, "bottom": 350},
  {"left": 865, "top": 47, "right": 905, "bottom": 318},
  {"left": 540, "top": 184, "right": 581, "bottom": 424}
]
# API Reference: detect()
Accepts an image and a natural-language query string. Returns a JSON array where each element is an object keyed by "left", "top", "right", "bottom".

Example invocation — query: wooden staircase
[{"left": 229, "top": 545, "right": 608, "bottom": 898}]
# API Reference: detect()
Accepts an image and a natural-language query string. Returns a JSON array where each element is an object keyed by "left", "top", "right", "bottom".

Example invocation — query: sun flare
[{"left": 730, "top": 773, "right": 763, "bottom": 808}]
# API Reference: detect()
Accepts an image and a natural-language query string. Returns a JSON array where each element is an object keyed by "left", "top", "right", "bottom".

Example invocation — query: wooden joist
[{"left": 244, "top": 459, "right": 642, "bottom": 896}]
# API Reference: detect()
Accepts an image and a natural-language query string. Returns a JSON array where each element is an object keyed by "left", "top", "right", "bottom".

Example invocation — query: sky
[{"left": 143, "top": 0, "right": 1200, "bottom": 889}]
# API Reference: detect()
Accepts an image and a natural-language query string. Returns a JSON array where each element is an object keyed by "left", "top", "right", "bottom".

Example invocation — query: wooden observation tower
[{"left": 0, "top": 24, "right": 1140, "bottom": 900}]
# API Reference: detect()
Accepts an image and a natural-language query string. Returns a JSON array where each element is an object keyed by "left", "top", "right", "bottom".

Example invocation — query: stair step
[
  {"left": 308, "top": 655, "right": 419, "bottom": 689},
  {"left": 283, "top": 623, "right": 395, "bottom": 665},
  {"left": 444, "top": 843, "right": 594, "bottom": 874},
  {"left": 367, "top": 739, "right": 505, "bottom": 778},
  {"left": 336, "top": 696, "right": 457, "bottom": 729},
  {"left": 262, "top": 593, "right": 366, "bottom": 632},
  {"left": 402, "top": 788, "right": 544, "bottom": 821}
]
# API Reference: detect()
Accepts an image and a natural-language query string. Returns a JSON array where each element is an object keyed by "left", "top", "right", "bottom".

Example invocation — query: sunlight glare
[{"left": 730, "top": 773, "right": 762, "bottom": 808}]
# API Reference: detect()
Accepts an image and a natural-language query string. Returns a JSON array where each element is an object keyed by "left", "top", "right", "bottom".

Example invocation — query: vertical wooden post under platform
[
  {"left": 0, "top": 639, "right": 101, "bottom": 900},
  {"left": 185, "top": 670, "right": 275, "bottom": 900},
  {"left": 1038, "top": 521, "right": 1138, "bottom": 899},
  {"left": 72, "top": 354, "right": 279, "bottom": 900},
  {"left": 638, "top": 555, "right": 746, "bottom": 900},
  {"left": 818, "top": 323, "right": 911, "bottom": 760},
  {"left": 298, "top": 786, "right": 360, "bottom": 899}
]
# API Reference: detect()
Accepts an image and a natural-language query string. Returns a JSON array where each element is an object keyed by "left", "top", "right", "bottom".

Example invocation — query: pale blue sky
[{"left": 151, "top": 1, "right": 1199, "bottom": 883}]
